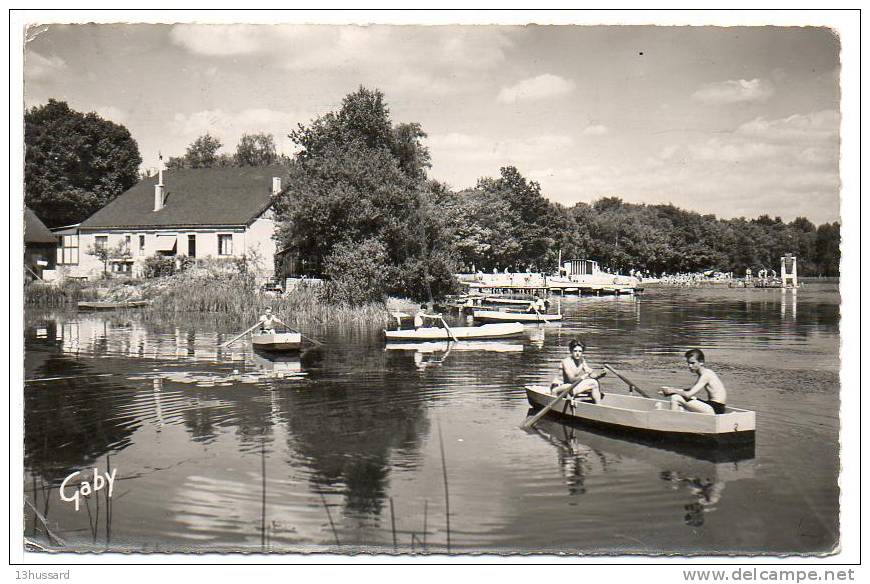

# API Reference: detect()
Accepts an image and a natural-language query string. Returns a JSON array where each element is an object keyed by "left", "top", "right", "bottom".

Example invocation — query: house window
[
  {"left": 94, "top": 235, "right": 108, "bottom": 250},
  {"left": 218, "top": 234, "right": 233, "bottom": 256},
  {"left": 188, "top": 234, "right": 197, "bottom": 258},
  {"left": 124, "top": 235, "right": 132, "bottom": 255},
  {"left": 139, "top": 234, "right": 145, "bottom": 255},
  {"left": 58, "top": 234, "right": 79, "bottom": 265}
]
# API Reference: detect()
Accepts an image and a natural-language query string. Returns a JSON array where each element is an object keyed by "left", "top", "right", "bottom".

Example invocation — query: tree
[
  {"left": 184, "top": 134, "right": 224, "bottom": 168},
  {"left": 476, "top": 166, "right": 561, "bottom": 270},
  {"left": 86, "top": 241, "right": 128, "bottom": 277},
  {"left": 25, "top": 99, "right": 142, "bottom": 227},
  {"left": 275, "top": 87, "right": 452, "bottom": 303},
  {"left": 815, "top": 222, "right": 840, "bottom": 277},
  {"left": 235, "top": 133, "right": 278, "bottom": 167}
]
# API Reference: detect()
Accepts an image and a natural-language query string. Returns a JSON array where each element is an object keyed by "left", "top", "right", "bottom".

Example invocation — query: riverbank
[{"left": 24, "top": 271, "right": 408, "bottom": 328}]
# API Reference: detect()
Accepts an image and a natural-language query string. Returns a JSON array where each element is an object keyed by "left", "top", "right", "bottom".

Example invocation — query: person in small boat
[
  {"left": 551, "top": 339, "right": 605, "bottom": 404},
  {"left": 527, "top": 295, "right": 548, "bottom": 314},
  {"left": 258, "top": 307, "right": 286, "bottom": 335},
  {"left": 414, "top": 305, "right": 427, "bottom": 330},
  {"left": 661, "top": 349, "right": 727, "bottom": 414}
]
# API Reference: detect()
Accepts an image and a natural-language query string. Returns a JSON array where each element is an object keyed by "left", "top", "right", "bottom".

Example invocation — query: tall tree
[
  {"left": 184, "top": 134, "right": 223, "bottom": 168},
  {"left": 24, "top": 99, "right": 142, "bottom": 227},
  {"left": 235, "top": 133, "right": 278, "bottom": 167},
  {"left": 275, "top": 87, "right": 452, "bottom": 302},
  {"left": 815, "top": 222, "right": 841, "bottom": 277}
]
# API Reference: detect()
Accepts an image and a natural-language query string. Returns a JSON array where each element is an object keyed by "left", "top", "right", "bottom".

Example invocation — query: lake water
[{"left": 22, "top": 282, "right": 840, "bottom": 555}]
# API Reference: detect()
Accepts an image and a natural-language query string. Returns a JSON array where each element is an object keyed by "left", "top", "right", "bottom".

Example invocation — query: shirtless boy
[
  {"left": 661, "top": 349, "right": 727, "bottom": 414},
  {"left": 551, "top": 339, "right": 606, "bottom": 404}
]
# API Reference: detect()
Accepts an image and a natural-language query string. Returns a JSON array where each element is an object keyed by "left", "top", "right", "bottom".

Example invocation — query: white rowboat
[
  {"left": 252, "top": 332, "right": 302, "bottom": 352},
  {"left": 525, "top": 385, "right": 755, "bottom": 445},
  {"left": 384, "top": 322, "right": 524, "bottom": 341},
  {"left": 473, "top": 309, "right": 562, "bottom": 323}
]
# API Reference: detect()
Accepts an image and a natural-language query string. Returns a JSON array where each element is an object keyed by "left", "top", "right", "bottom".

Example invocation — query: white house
[{"left": 56, "top": 164, "right": 287, "bottom": 280}]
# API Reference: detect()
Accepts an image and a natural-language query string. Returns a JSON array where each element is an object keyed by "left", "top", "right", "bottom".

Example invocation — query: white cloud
[
  {"left": 736, "top": 110, "right": 839, "bottom": 143},
  {"left": 427, "top": 110, "right": 839, "bottom": 223},
  {"left": 692, "top": 78, "right": 774, "bottom": 105},
  {"left": 582, "top": 124, "right": 609, "bottom": 136},
  {"left": 169, "top": 108, "right": 305, "bottom": 156},
  {"left": 24, "top": 50, "right": 66, "bottom": 80},
  {"left": 169, "top": 24, "right": 512, "bottom": 72},
  {"left": 497, "top": 74, "right": 575, "bottom": 104}
]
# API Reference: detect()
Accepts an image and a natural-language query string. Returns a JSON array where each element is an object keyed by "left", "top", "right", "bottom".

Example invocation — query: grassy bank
[
  {"left": 25, "top": 267, "right": 401, "bottom": 329},
  {"left": 145, "top": 269, "right": 393, "bottom": 327}
]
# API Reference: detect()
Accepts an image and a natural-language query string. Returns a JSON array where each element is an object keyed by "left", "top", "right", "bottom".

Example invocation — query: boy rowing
[
  {"left": 550, "top": 339, "right": 606, "bottom": 404},
  {"left": 258, "top": 307, "right": 287, "bottom": 334},
  {"left": 661, "top": 349, "right": 727, "bottom": 414}
]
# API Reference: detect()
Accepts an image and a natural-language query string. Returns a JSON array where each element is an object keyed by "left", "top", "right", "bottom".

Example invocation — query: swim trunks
[{"left": 698, "top": 399, "right": 726, "bottom": 414}]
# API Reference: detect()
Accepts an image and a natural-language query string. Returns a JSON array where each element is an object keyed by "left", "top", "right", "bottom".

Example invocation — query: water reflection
[
  {"left": 529, "top": 416, "right": 755, "bottom": 524},
  {"left": 22, "top": 283, "right": 838, "bottom": 552}
]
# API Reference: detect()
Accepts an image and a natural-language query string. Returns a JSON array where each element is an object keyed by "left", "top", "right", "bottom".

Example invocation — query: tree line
[{"left": 24, "top": 95, "right": 840, "bottom": 303}]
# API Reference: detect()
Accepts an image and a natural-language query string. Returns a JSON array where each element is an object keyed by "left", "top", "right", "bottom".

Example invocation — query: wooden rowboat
[
  {"left": 525, "top": 385, "right": 755, "bottom": 445},
  {"left": 384, "top": 322, "right": 524, "bottom": 341},
  {"left": 251, "top": 332, "right": 302, "bottom": 352},
  {"left": 78, "top": 300, "right": 150, "bottom": 310},
  {"left": 473, "top": 309, "right": 562, "bottom": 323}
]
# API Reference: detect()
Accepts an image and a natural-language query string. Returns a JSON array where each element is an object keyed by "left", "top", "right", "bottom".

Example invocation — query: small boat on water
[
  {"left": 251, "top": 332, "right": 302, "bottom": 352},
  {"left": 78, "top": 300, "right": 150, "bottom": 311},
  {"left": 525, "top": 385, "right": 755, "bottom": 445},
  {"left": 484, "top": 296, "right": 536, "bottom": 306},
  {"left": 384, "top": 322, "right": 524, "bottom": 341},
  {"left": 473, "top": 309, "right": 562, "bottom": 323},
  {"left": 385, "top": 340, "right": 523, "bottom": 353}
]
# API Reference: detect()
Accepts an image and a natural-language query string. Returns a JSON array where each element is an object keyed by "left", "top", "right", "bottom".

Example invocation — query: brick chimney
[
  {"left": 271, "top": 177, "right": 282, "bottom": 196},
  {"left": 154, "top": 154, "right": 165, "bottom": 211}
]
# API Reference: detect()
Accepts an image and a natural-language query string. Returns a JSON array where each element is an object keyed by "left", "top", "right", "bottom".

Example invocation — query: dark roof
[
  {"left": 79, "top": 165, "right": 287, "bottom": 230},
  {"left": 24, "top": 207, "right": 57, "bottom": 243}
]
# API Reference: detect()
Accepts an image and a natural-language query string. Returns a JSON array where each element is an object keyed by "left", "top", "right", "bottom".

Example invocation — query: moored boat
[
  {"left": 525, "top": 385, "right": 755, "bottom": 445},
  {"left": 251, "top": 331, "right": 302, "bottom": 352},
  {"left": 384, "top": 322, "right": 524, "bottom": 341},
  {"left": 78, "top": 300, "right": 151, "bottom": 310},
  {"left": 473, "top": 309, "right": 562, "bottom": 323}
]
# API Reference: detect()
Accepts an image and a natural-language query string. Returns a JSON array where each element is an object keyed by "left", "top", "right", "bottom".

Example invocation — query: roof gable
[
  {"left": 24, "top": 207, "right": 57, "bottom": 243},
  {"left": 80, "top": 165, "right": 287, "bottom": 230}
]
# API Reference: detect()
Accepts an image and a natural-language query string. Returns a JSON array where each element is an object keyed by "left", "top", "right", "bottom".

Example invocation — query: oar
[
  {"left": 279, "top": 321, "right": 323, "bottom": 346},
  {"left": 439, "top": 315, "right": 459, "bottom": 343},
  {"left": 521, "top": 376, "right": 588, "bottom": 430},
  {"left": 221, "top": 321, "right": 263, "bottom": 348},
  {"left": 603, "top": 364, "right": 651, "bottom": 398},
  {"left": 533, "top": 308, "right": 549, "bottom": 324}
]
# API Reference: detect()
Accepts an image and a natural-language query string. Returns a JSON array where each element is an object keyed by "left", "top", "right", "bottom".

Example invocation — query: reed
[
  {"left": 147, "top": 270, "right": 392, "bottom": 327},
  {"left": 24, "top": 281, "right": 99, "bottom": 307}
]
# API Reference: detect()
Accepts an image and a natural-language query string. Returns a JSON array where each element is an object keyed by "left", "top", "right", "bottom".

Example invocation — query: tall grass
[
  {"left": 24, "top": 281, "right": 99, "bottom": 308},
  {"left": 147, "top": 269, "right": 391, "bottom": 327}
]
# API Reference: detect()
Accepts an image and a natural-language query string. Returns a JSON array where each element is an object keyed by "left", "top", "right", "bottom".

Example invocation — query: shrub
[
  {"left": 321, "top": 238, "right": 390, "bottom": 305},
  {"left": 390, "top": 250, "right": 461, "bottom": 302},
  {"left": 142, "top": 255, "right": 176, "bottom": 278}
]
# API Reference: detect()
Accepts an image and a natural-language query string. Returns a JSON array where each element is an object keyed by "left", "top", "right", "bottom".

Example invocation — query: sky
[{"left": 23, "top": 23, "right": 842, "bottom": 224}]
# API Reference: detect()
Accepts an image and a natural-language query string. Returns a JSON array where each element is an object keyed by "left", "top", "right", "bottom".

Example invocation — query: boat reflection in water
[
  {"left": 385, "top": 340, "right": 524, "bottom": 370},
  {"left": 250, "top": 349, "right": 305, "bottom": 380},
  {"left": 528, "top": 415, "right": 755, "bottom": 524}
]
